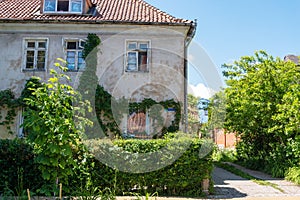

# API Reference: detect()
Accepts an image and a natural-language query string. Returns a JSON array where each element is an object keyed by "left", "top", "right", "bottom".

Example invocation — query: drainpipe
[{"left": 183, "top": 19, "right": 197, "bottom": 133}]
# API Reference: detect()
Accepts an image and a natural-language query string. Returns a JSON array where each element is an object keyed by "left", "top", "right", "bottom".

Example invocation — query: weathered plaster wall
[
  {"left": 98, "top": 27, "right": 185, "bottom": 104},
  {"left": 0, "top": 23, "right": 189, "bottom": 136}
]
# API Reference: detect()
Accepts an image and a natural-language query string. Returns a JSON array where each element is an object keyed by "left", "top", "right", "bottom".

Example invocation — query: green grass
[
  {"left": 285, "top": 167, "right": 300, "bottom": 185},
  {"left": 215, "top": 162, "right": 285, "bottom": 193}
]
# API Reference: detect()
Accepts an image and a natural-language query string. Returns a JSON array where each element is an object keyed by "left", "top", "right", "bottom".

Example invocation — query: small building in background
[
  {"left": 198, "top": 98, "right": 209, "bottom": 124},
  {"left": 284, "top": 54, "right": 299, "bottom": 64}
]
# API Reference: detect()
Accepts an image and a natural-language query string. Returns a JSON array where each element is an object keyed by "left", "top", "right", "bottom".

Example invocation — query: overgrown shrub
[
  {"left": 86, "top": 136, "right": 213, "bottom": 197},
  {"left": 0, "top": 139, "right": 42, "bottom": 194},
  {"left": 285, "top": 167, "right": 300, "bottom": 185},
  {"left": 0, "top": 136, "right": 214, "bottom": 197},
  {"left": 22, "top": 61, "right": 93, "bottom": 195},
  {"left": 212, "top": 148, "right": 237, "bottom": 162}
]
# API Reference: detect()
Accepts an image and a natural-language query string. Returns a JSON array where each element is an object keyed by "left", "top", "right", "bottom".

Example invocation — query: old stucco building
[{"left": 0, "top": 0, "right": 195, "bottom": 137}]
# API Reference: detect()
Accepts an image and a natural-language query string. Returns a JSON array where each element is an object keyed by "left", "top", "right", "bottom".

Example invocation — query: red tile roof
[{"left": 0, "top": 0, "right": 193, "bottom": 25}]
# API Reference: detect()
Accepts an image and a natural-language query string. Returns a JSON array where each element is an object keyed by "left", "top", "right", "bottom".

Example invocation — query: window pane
[
  {"left": 67, "top": 42, "right": 77, "bottom": 49},
  {"left": 26, "top": 50, "right": 34, "bottom": 69},
  {"left": 26, "top": 62, "right": 34, "bottom": 69},
  {"left": 26, "top": 51, "right": 34, "bottom": 62},
  {"left": 139, "top": 43, "right": 148, "bottom": 50},
  {"left": 67, "top": 63, "right": 75, "bottom": 70},
  {"left": 37, "top": 51, "right": 46, "bottom": 69},
  {"left": 38, "top": 42, "right": 46, "bottom": 48},
  {"left": 127, "top": 52, "right": 137, "bottom": 71},
  {"left": 38, "top": 51, "right": 45, "bottom": 58},
  {"left": 78, "top": 51, "right": 84, "bottom": 64},
  {"left": 78, "top": 57, "right": 84, "bottom": 63},
  {"left": 71, "top": 0, "right": 82, "bottom": 12},
  {"left": 57, "top": 0, "right": 69, "bottom": 11},
  {"left": 78, "top": 51, "right": 83, "bottom": 58},
  {"left": 67, "top": 50, "right": 76, "bottom": 70},
  {"left": 44, "top": 0, "right": 56, "bottom": 11},
  {"left": 67, "top": 51, "right": 76, "bottom": 57},
  {"left": 78, "top": 51, "right": 85, "bottom": 69},
  {"left": 67, "top": 57, "right": 75, "bottom": 64},
  {"left": 27, "top": 42, "right": 35, "bottom": 48},
  {"left": 67, "top": 51, "right": 75, "bottom": 66},
  {"left": 128, "top": 43, "right": 137, "bottom": 50},
  {"left": 128, "top": 52, "right": 137, "bottom": 64}
]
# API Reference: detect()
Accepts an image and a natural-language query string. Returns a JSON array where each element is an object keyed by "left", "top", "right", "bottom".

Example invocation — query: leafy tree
[
  {"left": 187, "top": 94, "right": 199, "bottom": 122},
  {"left": 207, "top": 90, "right": 226, "bottom": 131},
  {"left": 187, "top": 94, "right": 200, "bottom": 134},
  {"left": 20, "top": 77, "right": 42, "bottom": 106},
  {"left": 23, "top": 59, "right": 92, "bottom": 192},
  {"left": 223, "top": 51, "right": 300, "bottom": 177}
]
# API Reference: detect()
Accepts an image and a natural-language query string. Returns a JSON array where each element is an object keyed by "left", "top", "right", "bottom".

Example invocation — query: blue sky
[{"left": 146, "top": 0, "right": 300, "bottom": 91}]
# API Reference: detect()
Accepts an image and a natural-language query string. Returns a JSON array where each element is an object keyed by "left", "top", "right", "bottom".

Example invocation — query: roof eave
[{"left": 0, "top": 18, "right": 194, "bottom": 27}]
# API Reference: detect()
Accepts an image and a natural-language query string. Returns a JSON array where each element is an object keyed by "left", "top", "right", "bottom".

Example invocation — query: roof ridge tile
[{"left": 0, "top": 0, "right": 193, "bottom": 24}]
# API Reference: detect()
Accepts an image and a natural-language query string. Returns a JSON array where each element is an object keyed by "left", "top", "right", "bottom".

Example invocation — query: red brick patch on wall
[{"left": 214, "top": 129, "right": 237, "bottom": 149}]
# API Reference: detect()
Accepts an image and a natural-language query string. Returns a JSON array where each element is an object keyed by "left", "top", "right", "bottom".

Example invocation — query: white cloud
[{"left": 188, "top": 83, "right": 216, "bottom": 99}]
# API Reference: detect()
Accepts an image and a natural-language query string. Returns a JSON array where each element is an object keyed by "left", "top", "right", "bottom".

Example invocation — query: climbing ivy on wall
[
  {"left": 1, "top": 82, "right": 182, "bottom": 137},
  {"left": 95, "top": 85, "right": 181, "bottom": 138},
  {"left": 0, "top": 90, "right": 19, "bottom": 134},
  {"left": 94, "top": 85, "right": 120, "bottom": 137},
  {"left": 0, "top": 77, "right": 42, "bottom": 134}
]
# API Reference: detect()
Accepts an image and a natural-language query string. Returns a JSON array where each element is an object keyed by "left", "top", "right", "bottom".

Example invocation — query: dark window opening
[
  {"left": 67, "top": 41, "right": 77, "bottom": 49},
  {"left": 57, "top": 0, "right": 69, "bottom": 11}
]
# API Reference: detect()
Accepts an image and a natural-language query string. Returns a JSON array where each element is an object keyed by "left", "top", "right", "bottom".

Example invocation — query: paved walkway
[
  {"left": 118, "top": 163, "right": 300, "bottom": 200},
  {"left": 208, "top": 163, "right": 300, "bottom": 199}
]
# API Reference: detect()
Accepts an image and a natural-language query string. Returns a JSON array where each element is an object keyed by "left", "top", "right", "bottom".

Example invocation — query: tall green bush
[
  {"left": 22, "top": 59, "right": 92, "bottom": 193},
  {"left": 0, "top": 139, "right": 42, "bottom": 194},
  {"left": 223, "top": 51, "right": 300, "bottom": 178}
]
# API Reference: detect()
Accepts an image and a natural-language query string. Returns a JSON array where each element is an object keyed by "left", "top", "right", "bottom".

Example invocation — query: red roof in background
[{"left": 0, "top": 0, "right": 193, "bottom": 25}]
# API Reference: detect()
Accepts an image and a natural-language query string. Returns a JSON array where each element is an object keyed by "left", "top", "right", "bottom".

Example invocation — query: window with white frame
[
  {"left": 44, "top": 0, "right": 83, "bottom": 13},
  {"left": 23, "top": 39, "right": 48, "bottom": 71},
  {"left": 125, "top": 41, "right": 149, "bottom": 72},
  {"left": 64, "top": 39, "right": 85, "bottom": 71}
]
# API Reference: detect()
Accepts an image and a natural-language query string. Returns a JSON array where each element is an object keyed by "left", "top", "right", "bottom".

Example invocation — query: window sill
[
  {"left": 43, "top": 11, "right": 83, "bottom": 15},
  {"left": 125, "top": 70, "right": 149, "bottom": 73},
  {"left": 67, "top": 69, "right": 85, "bottom": 72},
  {"left": 22, "top": 69, "right": 46, "bottom": 72}
]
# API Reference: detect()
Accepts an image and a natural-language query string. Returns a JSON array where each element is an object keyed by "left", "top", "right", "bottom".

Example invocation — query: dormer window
[{"left": 44, "top": 0, "right": 83, "bottom": 13}]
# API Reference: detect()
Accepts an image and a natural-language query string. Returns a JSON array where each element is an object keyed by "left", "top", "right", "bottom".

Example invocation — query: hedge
[
  {"left": 0, "top": 136, "right": 213, "bottom": 197},
  {"left": 86, "top": 136, "right": 214, "bottom": 196},
  {"left": 0, "top": 139, "right": 43, "bottom": 194}
]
